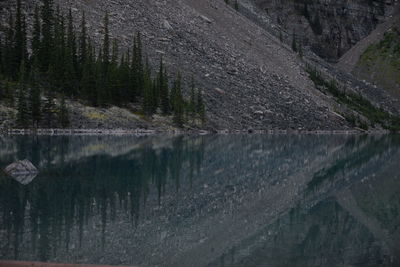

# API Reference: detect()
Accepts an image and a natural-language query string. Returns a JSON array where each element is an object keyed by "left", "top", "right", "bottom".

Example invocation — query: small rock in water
[{"left": 4, "top": 159, "right": 39, "bottom": 185}]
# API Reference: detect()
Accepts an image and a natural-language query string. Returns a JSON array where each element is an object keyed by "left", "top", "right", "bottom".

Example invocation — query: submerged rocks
[{"left": 4, "top": 159, "right": 39, "bottom": 185}]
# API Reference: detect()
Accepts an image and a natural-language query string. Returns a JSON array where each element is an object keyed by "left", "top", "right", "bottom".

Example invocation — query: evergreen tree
[
  {"left": 292, "top": 31, "right": 297, "bottom": 52},
  {"left": 81, "top": 40, "right": 97, "bottom": 106},
  {"left": 3, "top": 81, "right": 15, "bottom": 107},
  {"left": 298, "top": 42, "right": 303, "bottom": 58},
  {"left": 0, "top": 36, "right": 3, "bottom": 76},
  {"left": 0, "top": 7, "right": 208, "bottom": 127},
  {"left": 5, "top": 12, "right": 16, "bottom": 79},
  {"left": 49, "top": 8, "right": 65, "bottom": 89},
  {"left": 13, "top": 0, "right": 26, "bottom": 77},
  {"left": 142, "top": 57, "right": 154, "bottom": 115},
  {"left": 311, "top": 13, "right": 323, "bottom": 35},
  {"left": 58, "top": 94, "right": 70, "bottom": 128},
  {"left": 189, "top": 77, "right": 196, "bottom": 122},
  {"left": 78, "top": 11, "right": 87, "bottom": 79},
  {"left": 151, "top": 76, "right": 159, "bottom": 113},
  {"left": 135, "top": 32, "right": 144, "bottom": 96},
  {"left": 67, "top": 9, "right": 78, "bottom": 71},
  {"left": 196, "top": 88, "right": 205, "bottom": 125},
  {"left": 65, "top": 8, "right": 77, "bottom": 96},
  {"left": 40, "top": 0, "right": 54, "bottom": 72},
  {"left": 42, "top": 89, "right": 56, "bottom": 128},
  {"left": 16, "top": 62, "right": 29, "bottom": 128},
  {"left": 119, "top": 52, "right": 131, "bottom": 105},
  {"left": 172, "top": 72, "right": 184, "bottom": 127},
  {"left": 158, "top": 57, "right": 170, "bottom": 114},
  {"left": 234, "top": 0, "right": 239, "bottom": 11},
  {"left": 32, "top": 5, "right": 41, "bottom": 63},
  {"left": 98, "top": 11, "right": 110, "bottom": 106},
  {"left": 130, "top": 33, "right": 144, "bottom": 101},
  {"left": 130, "top": 36, "right": 138, "bottom": 101},
  {"left": 109, "top": 39, "right": 122, "bottom": 105},
  {"left": 29, "top": 61, "right": 42, "bottom": 128}
]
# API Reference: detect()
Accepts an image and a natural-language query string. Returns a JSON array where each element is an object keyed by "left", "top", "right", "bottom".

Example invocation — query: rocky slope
[
  {"left": 338, "top": 4, "right": 400, "bottom": 100},
  {"left": 252, "top": 0, "right": 399, "bottom": 61},
  {"left": 0, "top": 0, "right": 399, "bottom": 131}
]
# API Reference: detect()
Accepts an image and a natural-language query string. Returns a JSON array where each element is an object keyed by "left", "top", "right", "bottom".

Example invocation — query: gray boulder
[{"left": 4, "top": 159, "right": 39, "bottom": 185}]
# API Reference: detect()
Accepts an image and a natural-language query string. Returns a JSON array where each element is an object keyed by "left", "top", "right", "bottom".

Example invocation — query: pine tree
[
  {"left": 98, "top": 11, "right": 110, "bottom": 106},
  {"left": 151, "top": 76, "right": 159, "bottom": 113},
  {"left": 234, "top": 0, "right": 239, "bottom": 11},
  {"left": 40, "top": 0, "right": 54, "bottom": 72},
  {"left": 16, "top": 61, "right": 29, "bottom": 128},
  {"left": 81, "top": 40, "right": 97, "bottom": 106},
  {"left": 58, "top": 94, "right": 70, "bottom": 128},
  {"left": 67, "top": 9, "right": 77, "bottom": 70},
  {"left": 142, "top": 57, "right": 154, "bottom": 116},
  {"left": 0, "top": 8, "right": 207, "bottom": 125},
  {"left": 3, "top": 81, "right": 15, "bottom": 107},
  {"left": 78, "top": 11, "right": 87, "bottom": 79},
  {"left": 135, "top": 32, "right": 144, "bottom": 96},
  {"left": 0, "top": 36, "right": 3, "bottom": 77},
  {"left": 130, "top": 36, "right": 138, "bottom": 101},
  {"left": 49, "top": 8, "right": 65, "bottom": 89},
  {"left": 189, "top": 76, "right": 196, "bottom": 122},
  {"left": 119, "top": 52, "right": 131, "bottom": 105},
  {"left": 42, "top": 89, "right": 56, "bottom": 128},
  {"left": 196, "top": 88, "right": 206, "bottom": 125},
  {"left": 298, "top": 42, "right": 303, "bottom": 58},
  {"left": 29, "top": 61, "right": 42, "bottom": 128},
  {"left": 291, "top": 31, "right": 297, "bottom": 52},
  {"left": 130, "top": 33, "right": 144, "bottom": 101},
  {"left": 65, "top": 8, "right": 77, "bottom": 96},
  {"left": 172, "top": 72, "right": 184, "bottom": 127},
  {"left": 21, "top": 15, "right": 28, "bottom": 66},
  {"left": 158, "top": 57, "right": 170, "bottom": 115},
  {"left": 109, "top": 39, "right": 122, "bottom": 105},
  {"left": 5, "top": 12, "right": 16, "bottom": 79},
  {"left": 14, "top": 0, "right": 25, "bottom": 77},
  {"left": 32, "top": 5, "right": 41, "bottom": 63}
]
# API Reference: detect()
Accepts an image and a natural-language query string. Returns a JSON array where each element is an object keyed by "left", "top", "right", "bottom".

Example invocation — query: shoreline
[
  {"left": 0, "top": 260, "right": 138, "bottom": 267},
  {"left": 0, "top": 128, "right": 396, "bottom": 135}
]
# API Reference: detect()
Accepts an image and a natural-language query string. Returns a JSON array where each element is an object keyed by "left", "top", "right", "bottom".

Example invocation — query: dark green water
[{"left": 0, "top": 134, "right": 399, "bottom": 267}]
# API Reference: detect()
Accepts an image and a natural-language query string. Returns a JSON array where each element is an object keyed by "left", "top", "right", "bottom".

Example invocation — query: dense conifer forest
[{"left": 0, "top": 0, "right": 206, "bottom": 128}]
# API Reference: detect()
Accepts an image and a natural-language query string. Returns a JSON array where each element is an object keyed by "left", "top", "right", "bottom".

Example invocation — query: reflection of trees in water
[
  {"left": 306, "top": 135, "right": 400, "bottom": 193},
  {"left": 210, "top": 135, "right": 400, "bottom": 267},
  {"left": 0, "top": 136, "right": 205, "bottom": 261},
  {"left": 223, "top": 197, "right": 398, "bottom": 267}
]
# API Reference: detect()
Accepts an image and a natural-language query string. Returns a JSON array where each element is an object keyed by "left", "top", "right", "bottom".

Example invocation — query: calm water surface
[{"left": 0, "top": 134, "right": 399, "bottom": 267}]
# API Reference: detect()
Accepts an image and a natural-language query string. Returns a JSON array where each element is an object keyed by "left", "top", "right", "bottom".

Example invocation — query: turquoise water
[{"left": 0, "top": 134, "right": 399, "bottom": 266}]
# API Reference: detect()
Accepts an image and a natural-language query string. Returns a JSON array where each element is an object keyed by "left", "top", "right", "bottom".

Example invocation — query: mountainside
[
  {"left": 0, "top": 0, "right": 400, "bottom": 131},
  {"left": 338, "top": 4, "right": 400, "bottom": 100},
  {"left": 252, "top": 0, "right": 398, "bottom": 61}
]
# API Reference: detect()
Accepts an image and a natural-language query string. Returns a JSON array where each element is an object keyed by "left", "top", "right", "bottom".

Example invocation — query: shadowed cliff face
[
  {"left": 254, "top": 0, "right": 397, "bottom": 61},
  {"left": 0, "top": 134, "right": 399, "bottom": 266}
]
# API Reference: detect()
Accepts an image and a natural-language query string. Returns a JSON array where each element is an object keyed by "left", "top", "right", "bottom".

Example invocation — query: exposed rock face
[
  {"left": 337, "top": 4, "right": 400, "bottom": 100},
  {"left": 253, "top": 0, "right": 398, "bottom": 61},
  {"left": 4, "top": 159, "right": 38, "bottom": 185},
  {"left": 0, "top": 0, "right": 352, "bottom": 130},
  {"left": 0, "top": 0, "right": 398, "bottom": 130}
]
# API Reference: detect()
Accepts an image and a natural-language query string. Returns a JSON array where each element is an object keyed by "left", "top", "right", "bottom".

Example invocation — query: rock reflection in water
[{"left": 0, "top": 134, "right": 399, "bottom": 267}]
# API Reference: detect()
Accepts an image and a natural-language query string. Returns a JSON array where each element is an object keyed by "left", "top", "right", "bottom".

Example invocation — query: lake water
[{"left": 0, "top": 134, "right": 399, "bottom": 267}]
